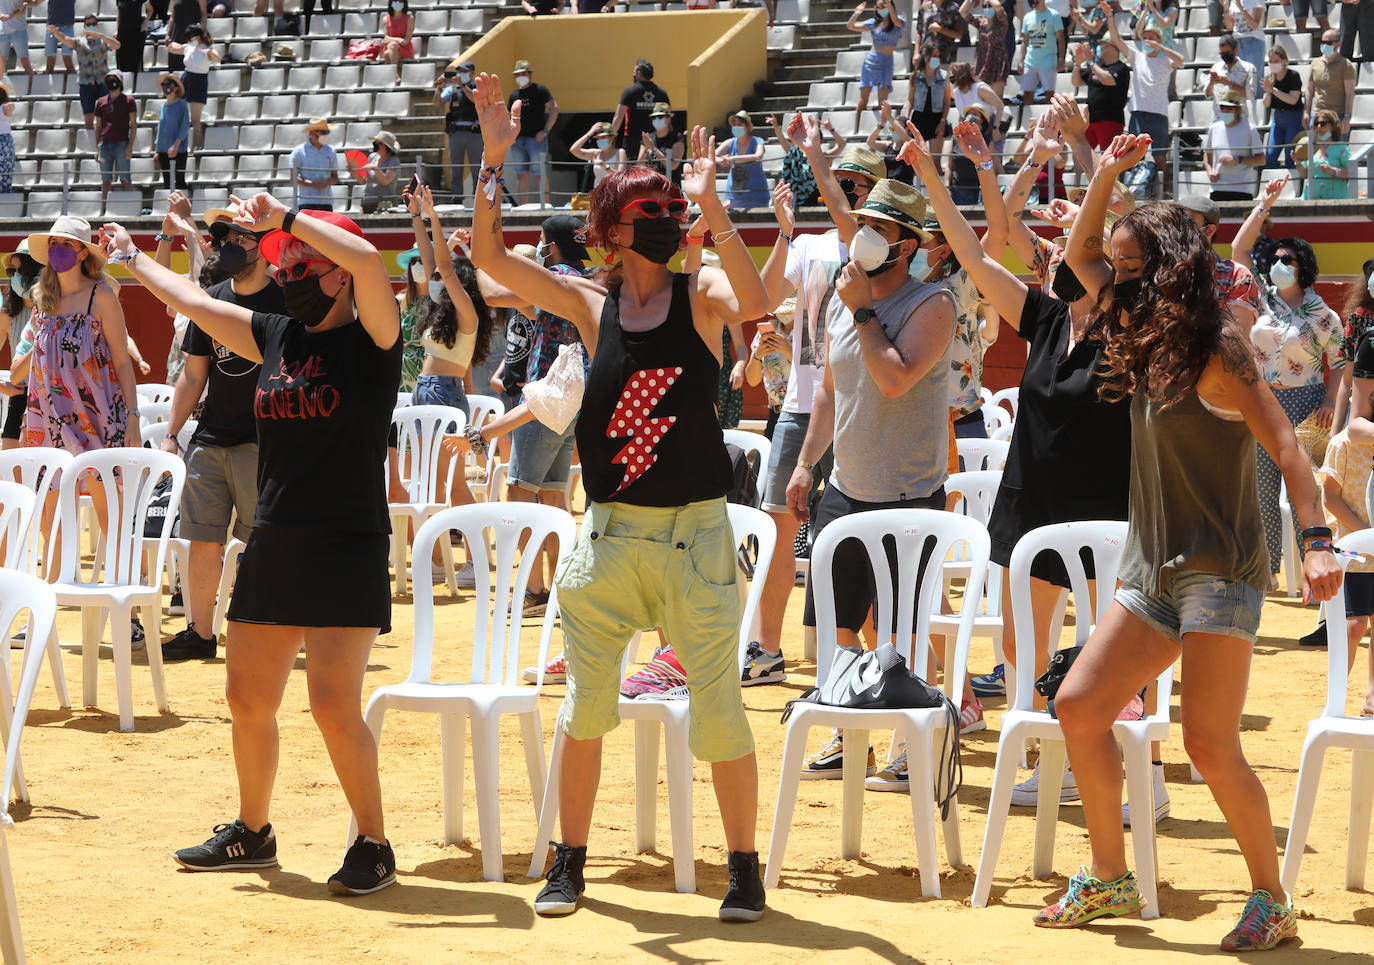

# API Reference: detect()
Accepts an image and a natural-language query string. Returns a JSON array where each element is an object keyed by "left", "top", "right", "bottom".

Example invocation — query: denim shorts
[
  {"left": 508, "top": 414, "right": 576, "bottom": 492},
  {"left": 1116, "top": 570, "right": 1264, "bottom": 644},
  {"left": 98, "top": 140, "right": 130, "bottom": 181},
  {"left": 506, "top": 135, "right": 548, "bottom": 178},
  {"left": 0, "top": 30, "right": 26, "bottom": 60},
  {"left": 760, "top": 410, "right": 808, "bottom": 512},
  {"left": 45, "top": 22, "right": 73, "bottom": 56},
  {"left": 413, "top": 373, "right": 470, "bottom": 420}
]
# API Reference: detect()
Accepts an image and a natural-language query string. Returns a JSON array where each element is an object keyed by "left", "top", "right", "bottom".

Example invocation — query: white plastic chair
[
  {"left": 979, "top": 403, "right": 1012, "bottom": 439},
  {"left": 0, "top": 569, "right": 56, "bottom": 965},
  {"left": 136, "top": 401, "right": 172, "bottom": 424},
  {"left": 163, "top": 536, "right": 244, "bottom": 641},
  {"left": 388, "top": 404, "right": 468, "bottom": 596},
  {"left": 990, "top": 386, "right": 1019, "bottom": 421},
  {"left": 933, "top": 470, "right": 1005, "bottom": 676},
  {"left": 722, "top": 429, "right": 772, "bottom": 508},
  {"left": 1280, "top": 530, "right": 1374, "bottom": 895},
  {"left": 351, "top": 502, "right": 575, "bottom": 882},
  {"left": 956, "top": 437, "right": 1009, "bottom": 472},
  {"left": 764, "top": 509, "right": 989, "bottom": 897},
  {"left": 465, "top": 393, "right": 506, "bottom": 497},
  {"left": 135, "top": 383, "right": 174, "bottom": 404},
  {"left": 52, "top": 449, "right": 184, "bottom": 732},
  {"left": 1279, "top": 478, "right": 1300, "bottom": 598},
  {"left": 528, "top": 504, "right": 777, "bottom": 894},
  {"left": 972, "top": 521, "right": 1173, "bottom": 919}
]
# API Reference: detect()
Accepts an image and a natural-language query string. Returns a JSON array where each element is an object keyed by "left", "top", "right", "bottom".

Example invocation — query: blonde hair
[{"left": 34, "top": 250, "right": 116, "bottom": 315}]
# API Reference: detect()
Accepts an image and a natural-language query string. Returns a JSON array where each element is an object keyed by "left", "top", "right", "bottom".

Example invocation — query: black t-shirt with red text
[{"left": 250, "top": 312, "right": 401, "bottom": 532}]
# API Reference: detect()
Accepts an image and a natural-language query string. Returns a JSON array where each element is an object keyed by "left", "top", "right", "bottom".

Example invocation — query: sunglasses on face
[
  {"left": 273, "top": 259, "right": 335, "bottom": 285},
  {"left": 212, "top": 232, "right": 255, "bottom": 249},
  {"left": 618, "top": 198, "right": 687, "bottom": 220},
  {"left": 1315, "top": 119, "right": 1332, "bottom": 127},
  {"left": 837, "top": 176, "right": 870, "bottom": 194},
  {"left": 1275, "top": 253, "right": 1297, "bottom": 265}
]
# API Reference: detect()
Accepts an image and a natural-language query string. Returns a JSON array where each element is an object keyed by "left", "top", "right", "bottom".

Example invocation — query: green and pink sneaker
[
  {"left": 1219, "top": 889, "right": 1298, "bottom": 952},
  {"left": 1034, "top": 866, "right": 1145, "bottom": 928}
]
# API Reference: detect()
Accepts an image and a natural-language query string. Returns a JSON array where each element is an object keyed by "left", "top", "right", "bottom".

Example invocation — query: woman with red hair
[{"left": 470, "top": 73, "right": 772, "bottom": 922}]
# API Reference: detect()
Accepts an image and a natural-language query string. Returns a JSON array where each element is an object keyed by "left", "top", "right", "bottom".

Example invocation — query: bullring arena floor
[{"left": 6, "top": 518, "right": 1373, "bottom": 963}]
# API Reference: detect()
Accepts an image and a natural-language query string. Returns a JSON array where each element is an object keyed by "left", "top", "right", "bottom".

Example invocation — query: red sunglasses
[
  {"left": 273, "top": 259, "right": 335, "bottom": 286},
  {"left": 619, "top": 198, "right": 688, "bottom": 220}
]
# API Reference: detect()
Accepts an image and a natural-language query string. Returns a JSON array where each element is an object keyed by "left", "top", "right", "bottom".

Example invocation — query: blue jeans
[
  {"left": 0, "top": 30, "right": 26, "bottom": 61},
  {"left": 507, "top": 135, "right": 548, "bottom": 202},
  {"left": 98, "top": 140, "right": 130, "bottom": 184},
  {"left": 412, "top": 374, "right": 469, "bottom": 420},
  {"left": 1238, "top": 37, "right": 1265, "bottom": 97},
  {"left": 1128, "top": 110, "right": 1170, "bottom": 162},
  {"left": 508, "top": 414, "right": 576, "bottom": 493},
  {"left": 1266, "top": 111, "right": 1304, "bottom": 169}
]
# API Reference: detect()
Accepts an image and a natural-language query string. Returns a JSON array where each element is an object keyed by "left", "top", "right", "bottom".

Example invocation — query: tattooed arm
[{"left": 1205, "top": 330, "right": 1342, "bottom": 602}]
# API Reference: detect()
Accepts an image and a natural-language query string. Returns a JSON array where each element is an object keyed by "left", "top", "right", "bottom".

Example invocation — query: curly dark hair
[
  {"left": 2, "top": 253, "right": 40, "bottom": 317},
  {"left": 1270, "top": 236, "right": 1319, "bottom": 291},
  {"left": 1090, "top": 202, "right": 1226, "bottom": 405},
  {"left": 416, "top": 255, "right": 493, "bottom": 367},
  {"left": 1343, "top": 256, "right": 1374, "bottom": 320}
]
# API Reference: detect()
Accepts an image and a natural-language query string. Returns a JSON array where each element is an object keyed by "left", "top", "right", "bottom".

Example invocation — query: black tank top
[{"left": 577, "top": 272, "right": 733, "bottom": 506}]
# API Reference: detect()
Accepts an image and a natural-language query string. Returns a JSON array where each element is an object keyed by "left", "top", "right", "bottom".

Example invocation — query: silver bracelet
[{"left": 713, "top": 227, "right": 740, "bottom": 244}]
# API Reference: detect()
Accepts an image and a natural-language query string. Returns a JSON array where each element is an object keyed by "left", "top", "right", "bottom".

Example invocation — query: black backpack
[{"left": 273, "top": 12, "right": 300, "bottom": 35}]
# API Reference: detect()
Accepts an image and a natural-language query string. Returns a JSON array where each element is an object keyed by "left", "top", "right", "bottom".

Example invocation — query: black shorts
[
  {"left": 227, "top": 524, "right": 392, "bottom": 633},
  {"left": 1346, "top": 572, "right": 1374, "bottom": 618},
  {"left": 2, "top": 393, "right": 24, "bottom": 441},
  {"left": 803, "top": 484, "right": 945, "bottom": 632},
  {"left": 987, "top": 484, "right": 1127, "bottom": 589},
  {"left": 181, "top": 71, "right": 208, "bottom": 104}
]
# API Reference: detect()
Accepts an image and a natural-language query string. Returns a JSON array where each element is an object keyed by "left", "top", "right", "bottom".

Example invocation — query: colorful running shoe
[
  {"left": 620, "top": 647, "right": 687, "bottom": 698},
  {"left": 970, "top": 663, "right": 1006, "bottom": 698},
  {"left": 522, "top": 652, "right": 567, "bottom": 684},
  {"left": 959, "top": 694, "right": 987, "bottom": 734},
  {"left": 741, "top": 641, "right": 786, "bottom": 687},
  {"left": 1034, "top": 866, "right": 1145, "bottom": 928},
  {"left": 1219, "top": 889, "right": 1298, "bottom": 951}
]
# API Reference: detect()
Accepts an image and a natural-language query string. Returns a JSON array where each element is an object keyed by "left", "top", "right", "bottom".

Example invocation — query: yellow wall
[{"left": 453, "top": 10, "right": 767, "bottom": 133}]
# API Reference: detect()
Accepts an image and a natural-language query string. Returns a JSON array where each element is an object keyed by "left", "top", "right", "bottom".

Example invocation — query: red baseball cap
[{"left": 258, "top": 209, "right": 365, "bottom": 268}]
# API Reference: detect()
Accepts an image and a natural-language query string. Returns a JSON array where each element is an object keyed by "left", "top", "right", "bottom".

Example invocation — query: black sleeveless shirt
[{"left": 577, "top": 272, "right": 733, "bottom": 506}]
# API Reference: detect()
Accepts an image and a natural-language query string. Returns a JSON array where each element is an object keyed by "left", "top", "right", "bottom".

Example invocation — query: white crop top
[{"left": 422, "top": 327, "right": 476, "bottom": 367}]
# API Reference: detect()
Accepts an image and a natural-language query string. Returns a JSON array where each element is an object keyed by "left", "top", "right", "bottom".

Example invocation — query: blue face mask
[
  {"left": 909, "top": 248, "right": 933, "bottom": 282},
  {"left": 1269, "top": 260, "right": 1297, "bottom": 290},
  {"left": 8, "top": 271, "right": 29, "bottom": 298},
  {"left": 731, "top": 124, "right": 747, "bottom": 138},
  {"left": 929, "top": 56, "right": 941, "bottom": 69},
  {"left": 428, "top": 279, "right": 445, "bottom": 301},
  {"left": 1095, "top": 44, "right": 1104, "bottom": 59},
  {"left": 652, "top": 118, "right": 668, "bottom": 132},
  {"left": 1321, "top": 43, "right": 1336, "bottom": 57},
  {"left": 596, "top": 137, "right": 612, "bottom": 150}
]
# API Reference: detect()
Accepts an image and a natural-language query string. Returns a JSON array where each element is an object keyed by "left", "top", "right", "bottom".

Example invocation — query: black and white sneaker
[
  {"left": 168, "top": 589, "right": 185, "bottom": 616},
  {"left": 719, "top": 850, "right": 766, "bottom": 922},
  {"left": 327, "top": 835, "right": 397, "bottom": 896},
  {"left": 534, "top": 842, "right": 586, "bottom": 916},
  {"left": 162, "top": 626, "right": 217, "bottom": 662},
  {"left": 130, "top": 616, "right": 146, "bottom": 650},
  {"left": 174, "top": 820, "right": 279, "bottom": 871},
  {"left": 741, "top": 641, "right": 786, "bottom": 687}
]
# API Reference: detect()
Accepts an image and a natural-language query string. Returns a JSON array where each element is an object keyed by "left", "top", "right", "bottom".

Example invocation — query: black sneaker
[
  {"left": 1300, "top": 621, "right": 1328, "bottom": 648},
  {"left": 719, "top": 850, "right": 766, "bottom": 922},
  {"left": 130, "top": 616, "right": 146, "bottom": 649},
  {"left": 162, "top": 626, "right": 217, "bottom": 662},
  {"left": 534, "top": 842, "right": 586, "bottom": 916},
  {"left": 174, "top": 820, "right": 279, "bottom": 871},
  {"left": 327, "top": 835, "right": 397, "bottom": 896}
]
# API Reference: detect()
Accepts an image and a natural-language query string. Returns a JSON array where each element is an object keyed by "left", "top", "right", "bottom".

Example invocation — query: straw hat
[
  {"left": 1220, "top": 89, "right": 1246, "bottom": 109},
  {"left": 258, "top": 210, "right": 362, "bottom": 268},
  {"left": 302, "top": 117, "right": 336, "bottom": 134},
  {"left": 202, "top": 202, "right": 262, "bottom": 239},
  {"left": 962, "top": 102, "right": 991, "bottom": 124},
  {"left": 855, "top": 180, "right": 933, "bottom": 242},
  {"left": 513, "top": 243, "right": 537, "bottom": 261},
  {"left": 730, "top": 109, "right": 753, "bottom": 128},
  {"left": 156, "top": 72, "right": 184, "bottom": 97},
  {"left": 832, "top": 145, "right": 885, "bottom": 182},
  {"left": 513, "top": 59, "right": 532, "bottom": 74},
  {"left": 26, "top": 216, "right": 107, "bottom": 268},
  {"left": 650, "top": 102, "right": 672, "bottom": 119},
  {"left": 589, "top": 121, "right": 614, "bottom": 139},
  {"left": 372, "top": 130, "right": 400, "bottom": 154}
]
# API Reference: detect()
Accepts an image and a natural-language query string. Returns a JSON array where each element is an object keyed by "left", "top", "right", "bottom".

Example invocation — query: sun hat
[
  {"left": 103, "top": 70, "right": 124, "bottom": 87},
  {"left": 26, "top": 216, "right": 107, "bottom": 268},
  {"left": 204, "top": 202, "right": 265, "bottom": 240},
  {"left": 513, "top": 59, "right": 532, "bottom": 73},
  {"left": 962, "top": 102, "right": 991, "bottom": 123},
  {"left": 855, "top": 180, "right": 933, "bottom": 242},
  {"left": 832, "top": 145, "right": 885, "bottom": 182},
  {"left": 372, "top": 130, "right": 400, "bottom": 154},
  {"left": 650, "top": 102, "right": 673, "bottom": 119},
  {"left": 1220, "top": 89, "right": 1246, "bottom": 108},
  {"left": 302, "top": 116, "right": 336, "bottom": 134},
  {"left": 456, "top": 60, "right": 475, "bottom": 71},
  {"left": 730, "top": 109, "right": 753, "bottom": 126},
  {"left": 258, "top": 209, "right": 364, "bottom": 268},
  {"left": 513, "top": 243, "right": 538, "bottom": 261},
  {"left": 156, "top": 72, "right": 184, "bottom": 96}
]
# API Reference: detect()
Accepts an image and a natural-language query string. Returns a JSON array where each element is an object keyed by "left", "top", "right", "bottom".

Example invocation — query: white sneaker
[
  {"left": 1122, "top": 762, "right": 1170, "bottom": 827},
  {"left": 1010, "top": 758, "right": 1080, "bottom": 807},
  {"left": 454, "top": 562, "right": 477, "bottom": 589},
  {"left": 521, "top": 652, "right": 566, "bottom": 684}
]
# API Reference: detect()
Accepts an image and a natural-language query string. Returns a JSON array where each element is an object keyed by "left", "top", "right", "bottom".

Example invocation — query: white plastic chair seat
[{"left": 388, "top": 404, "right": 468, "bottom": 595}]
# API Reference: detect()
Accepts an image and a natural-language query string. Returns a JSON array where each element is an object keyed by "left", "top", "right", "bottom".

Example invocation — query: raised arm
[
  {"left": 683, "top": 126, "right": 771, "bottom": 323},
  {"left": 1065, "top": 132, "right": 1150, "bottom": 302},
  {"left": 760, "top": 181, "right": 797, "bottom": 310},
  {"left": 1050, "top": 92, "right": 1097, "bottom": 181},
  {"left": 1004, "top": 112, "right": 1066, "bottom": 270},
  {"left": 419, "top": 187, "right": 478, "bottom": 337},
  {"left": 951, "top": 121, "right": 1009, "bottom": 258},
  {"left": 789, "top": 111, "right": 858, "bottom": 244},
  {"left": 568, "top": 124, "right": 601, "bottom": 161},
  {"left": 1232, "top": 175, "right": 1286, "bottom": 277},
  {"left": 401, "top": 184, "right": 437, "bottom": 281},
  {"left": 846, "top": 1, "right": 869, "bottom": 32}
]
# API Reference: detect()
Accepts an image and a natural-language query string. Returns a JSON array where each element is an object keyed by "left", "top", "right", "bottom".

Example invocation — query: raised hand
[
  {"left": 448, "top": 227, "right": 472, "bottom": 250},
  {"left": 771, "top": 180, "right": 795, "bottom": 235},
  {"left": 418, "top": 183, "right": 437, "bottom": 215},
  {"left": 97, "top": 223, "right": 136, "bottom": 260},
  {"left": 473, "top": 72, "right": 521, "bottom": 164},
  {"left": 1049, "top": 93, "right": 1086, "bottom": 139},
  {"left": 787, "top": 111, "right": 822, "bottom": 155},
  {"left": 1100, "top": 132, "right": 1151, "bottom": 175},
  {"left": 1030, "top": 198, "right": 1081, "bottom": 227},
  {"left": 1031, "top": 111, "right": 1065, "bottom": 164},
  {"left": 681, "top": 126, "right": 719, "bottom": 204},
  {"left": 835, "top": 261, "right": 874, "bottom": 312},
  {"left": 952, "top": 120, "right": 992, "bottom": 165},
  {"left": 228, "top": 191, "right": 288, "bottom": 233},
  {"left": 1260, "top": 173, "right": 1289, "bottom": 206},
  {"left": 898, "top": 120, "right": 935, "bottom": 173},
  {"left": 404, "top": 180, "right": 421, "bottom": 215}
]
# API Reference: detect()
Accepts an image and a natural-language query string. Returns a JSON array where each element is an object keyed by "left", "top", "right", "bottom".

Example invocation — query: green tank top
[{"left": 1118, "top": 390, "right": 1270, "bottom": 595}]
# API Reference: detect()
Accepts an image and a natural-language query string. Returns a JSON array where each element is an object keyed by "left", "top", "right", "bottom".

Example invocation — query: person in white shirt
[
  {"left": 1223, "top": 0, "right": 1267, "bottom": 97},
  {"left": 1205, "top": 33, "right": 1256, "bottom": 120},
  {"left": 1118, "top": 13, "right": 1184, "bottom": 179},
  {"left": 1204, "top": 89, "right": 1264, "bottom": 200}
]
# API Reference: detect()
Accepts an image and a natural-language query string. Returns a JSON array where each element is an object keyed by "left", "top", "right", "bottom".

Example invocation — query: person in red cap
[{"left": 99, "top": 194, "right": 403, "bottom": 897}]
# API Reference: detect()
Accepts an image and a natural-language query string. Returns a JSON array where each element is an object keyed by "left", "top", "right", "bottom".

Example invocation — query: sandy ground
[{"left": 5, "top": 526, "right": 1374, "bottom": 965}]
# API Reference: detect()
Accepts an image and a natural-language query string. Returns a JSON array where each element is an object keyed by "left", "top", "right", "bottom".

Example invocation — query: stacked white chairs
[
  {"left": 721, "top": 428, "right": 772, "bottom": 509},
  {"left": 388, "top": 404, "right": 468, "bottom": 596},
  {"left": 134, "top": 383, "right": 174, "bottom": 405},
  {"left": 465, "top": 393, "right": 506, "bottom": 500},
  {"left": 0, "top": 485, "right": 37, "bottom": 805},
  {"left": 529, "top": 504, "right": 777, "bottom": 894},
  {"left": 955, "top": 437, "right": 1009, "bottom": 473},
  {"left": 0, "top": 569, "right": 58, "bottom": 965},
  {"left": 765, "top": 509, "right": 989, "bottom": 897},
  {"left": 980, "top": 403, "right": 1012, "bottom": 438},
  {"left": 1280, "top": 529, "right": 1374, "bottom": 895},
  {"left": 52, "top": 449, "right": 184, "bottom": 733},
  {"left": 990, "top": 386, "right": 1019, "bottom": 422},
  {"left": 136, "top": 401, "right": 172, "bottom": 425},
  {"left": 972, "top": 520, "right": 1173, "bottom": 919},
  {"left": 933, "top": 470, "right": 1006, "bottom": 685},
  {"left": 352, "top": 502, "right": 575, "bottom": 882}
]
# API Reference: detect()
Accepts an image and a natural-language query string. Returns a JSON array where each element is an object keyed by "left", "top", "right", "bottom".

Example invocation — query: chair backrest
[
  {"left": 0, "top": 481, "right": 35, "bottom": 571},
  {"left": 726, "top": 503, "right": 778, "bottom": 672},
  {"left": 1319, "top": 529, "right": 1373, "bottom": 719},
  {"left": 990, "top": 386, "right": 1019, "bottom": 421},
  {"left": 943, "top": 470, "right": 1002, "bottom": 526},
  {"left": 391, "top": 404, "right": 468, "bottom": 504},
  {"left": 721, "top": 429, "right": 771, "bottom": 507},
  {"left": 956, "top": 437, "right": 1009, "bottom": 472},
  {"left": 0, "top": 448, "right": 73, "bottom": 575},
  {"left": 56, "top": 448, "right": 185, "bottom": 587},
  {"left": 466, "top": 394, "right": 506, "bottom": 432},
  {"left": 135, "top": 383, "right": 175, "bottom": 404},
  {"left": 408, "top": 503, "right": 577, "bottom": 688},
  {"left": 811, "top": 508, "right": 990, "bottom": 700},
  {"left": 0, "top": 569, "right": 57, "bottom": 814},
  {"left": 137, "top": 401, "right": 172, "bottom": 424},
  {"left": 1006, "top": 520, "right": 1128, "bottom": 713},
  {"left": 980, "top": 403, "right": 1011, "bottom": 438}
]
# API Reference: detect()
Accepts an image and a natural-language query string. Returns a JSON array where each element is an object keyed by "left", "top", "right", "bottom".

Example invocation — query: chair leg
[
  {"left": 469, "top": 711, "right": 505, "bottom": 882},
  {"left": 764, "top": 721, "right": 810, "bottom": 889},
  {"left": 518, "top": 706, "right": 546, "bottom": 819},
  {"left": 1280, "top": 735, "right": 1327, "bottom": 896},
  {"left": 44, "top": 627, "right": 68, "bottom": 709},
  {"left": 0, "top": 831, "right": 24, "bottom": 965},
  {"left": 211, "top": 540, "right": 243, "bottom": 642},
  {"left": 80, "top": 607, "right": 100, "bottom": 710},
  {"left": 840, "top": 727, "right": 869, "bottom": 860},
  {"left": 633, "top": 719, "right": 659, "bottom": 855},
  {"left": 905, "top": 724, "right": 941, "bottom": 898},
  {"left": 973, "top": 726, "right": 1025, "bottom": 907},
  {"left": 1121, "top": 738, "right": 1159, "bottom": 920},
  {"left": 1346, "top": 748, "right": 1373, "bottom": 891},
  {"left": 390, "top": 524, "right": 407, "bottom": 598},
  {"left": 439, "top": 712, "right": 466, "bottom": 847},
  {"left": 0, "top": 651, "right": 20, "bottom": 806},
  {"left": 936, "top": 729, "right": 963, "bottom": 868},
  {"left": 1032, "top": 740, "right": 1068, "bottom": 879},
  {"left": 528, "top": 726, "right": 564, "bottom": 880},
  {"left": 144, "top": 603, "right": 168, "bottom": 714},
  {"left": 663, "top": 716, "right": 695, "bottom": 894},
  {"left": 108, "top": 605, "right": 134, "bottom": 733}
]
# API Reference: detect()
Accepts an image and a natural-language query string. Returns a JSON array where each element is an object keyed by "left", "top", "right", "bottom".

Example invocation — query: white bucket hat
[{"left": 26, "top": 215, "right": 106, "bottom": 268}]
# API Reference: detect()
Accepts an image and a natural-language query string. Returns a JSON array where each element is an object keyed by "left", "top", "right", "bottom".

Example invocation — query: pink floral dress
[{"left": 22, "top": 284, "right": 128, "bottom": 452}]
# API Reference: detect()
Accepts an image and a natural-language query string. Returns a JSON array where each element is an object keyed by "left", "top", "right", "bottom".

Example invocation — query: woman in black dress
[{"left": 115, "top": 0, "right": 150, "bottom": 77}]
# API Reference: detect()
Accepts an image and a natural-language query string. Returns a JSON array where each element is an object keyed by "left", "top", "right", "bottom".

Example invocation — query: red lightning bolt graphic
[{"left": 606, "top": 367, "right": 683, "bottom": 496}]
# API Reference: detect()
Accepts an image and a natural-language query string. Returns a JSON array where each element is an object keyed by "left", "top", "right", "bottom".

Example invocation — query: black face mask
[
  {"left": 282, "top": 273, "right": 340, "bottom": 326},
  {"left": 1051, "top": 264, "right": 1087, "bottom": 303},
  {"left": 105, "top": 80, "right": 121, "bottom": 92},
  {"left": 1113, "top": 276, "right": 1144, "bottom": 315},
  {"left": 214, "top": 242, "right": 255, "bottom": 278},
  {"left": 626, "top": 216, "right": 682, "bottom": 265},
  {"left": 1220, "top": 51, "right": 1236, "bottom": 64}
]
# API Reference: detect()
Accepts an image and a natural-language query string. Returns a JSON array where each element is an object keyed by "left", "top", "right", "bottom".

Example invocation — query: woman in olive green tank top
[{"left": 1028, "top": 134, "right": 1344, "bottom": 950}]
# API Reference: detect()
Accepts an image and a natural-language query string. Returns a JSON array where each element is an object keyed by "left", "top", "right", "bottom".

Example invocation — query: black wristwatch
[{"left": 853, "top": 307, "right": 878, "bottom": 325}]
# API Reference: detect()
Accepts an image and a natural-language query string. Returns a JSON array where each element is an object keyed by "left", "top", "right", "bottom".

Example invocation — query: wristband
[
  {"left": 154, "top": 232, "right": 176, "bottom": 243},
  {"left": 687, "top": 236, "right": 705, "bottom": 245},
  {"left": 109, "top": 249, "right": 140, "bottom": 265},
  {"left": 127, "top": 407, "right": 141, "bottom": 419},
  {"left": 1305, "top": 539, "right": 1335, "bottom": 552},
  {"left": 977, "top": 159, "right": 994, "bottom": 171},
  {"left": 281, "top": 208, "right": 298, "bottom": 234},
  {"left": 1301, "top": 525, "right": 1333, "bottom": 541},
  {"left": 796, "top": 459, "right": 814, "bottom": 472},
  {"left": 713, "top": 227, "right": 739, "bottom": 244},
  {"left": 779, "top": 231, "right": 792, "bottom": 244}
]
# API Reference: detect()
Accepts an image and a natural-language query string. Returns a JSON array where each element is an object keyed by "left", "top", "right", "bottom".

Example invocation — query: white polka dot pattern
[{"left": 605, "top": 366, "right": 683, "bottom": 496}]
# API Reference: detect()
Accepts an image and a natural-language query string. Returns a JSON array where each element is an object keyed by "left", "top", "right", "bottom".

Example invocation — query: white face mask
[
  {"left": 596, "top": 137, "right": 612, "bottom": 150},
  {"left": 458, "top": 71, "right": 471, "bottom": 83},
  {"left": 1366, "top": 272, "right": 1374, "bottom": 299},
  {"left": 652, "top": 118, "right": 668, "bottom": 132},
  {"left": 1270, "top": 260, "right": 1297, "bottom": 290},
  {"left": 515, "top": 74, "right": 531, "bottom": 88},
  {"left": 408, "top": 262, "right": 424, "bottom": 284},
  {"left": 849, "top": 225, "right": 893, "bottom": 272}
]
